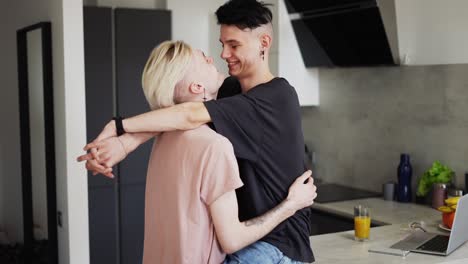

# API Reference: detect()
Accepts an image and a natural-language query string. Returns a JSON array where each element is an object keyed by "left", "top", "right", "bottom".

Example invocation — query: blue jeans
[{"left": 223, "top": 241, "right": 307, "bottom": 264}]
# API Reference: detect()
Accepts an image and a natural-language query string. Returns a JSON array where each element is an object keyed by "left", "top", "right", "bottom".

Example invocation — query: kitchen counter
[{"left": 309, "top": 198, "right": 468, "bottom": 263}]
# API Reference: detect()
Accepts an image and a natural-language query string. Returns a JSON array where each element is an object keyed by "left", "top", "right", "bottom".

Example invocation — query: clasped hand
[{"left": 76, "top": 120, "right": 127, "bottom": 178}]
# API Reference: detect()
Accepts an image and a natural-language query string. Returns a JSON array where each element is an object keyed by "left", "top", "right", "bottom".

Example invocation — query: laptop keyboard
[{"left": 416, "top": 235, "right": 450, "bottom": 252}]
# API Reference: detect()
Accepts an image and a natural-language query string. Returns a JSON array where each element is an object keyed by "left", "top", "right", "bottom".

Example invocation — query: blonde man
[{"left": 79, "top": 40, "right": 316, "bottom": 264}]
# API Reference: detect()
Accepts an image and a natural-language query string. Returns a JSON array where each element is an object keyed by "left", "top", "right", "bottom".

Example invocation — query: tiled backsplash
[{"left": 301, "top": 64, "right": 468, "bottom": 194}]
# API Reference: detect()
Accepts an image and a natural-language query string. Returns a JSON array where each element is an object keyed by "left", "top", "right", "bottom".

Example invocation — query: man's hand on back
[{"left": 285, "top": 170, "right": 317, "bottom": 213}]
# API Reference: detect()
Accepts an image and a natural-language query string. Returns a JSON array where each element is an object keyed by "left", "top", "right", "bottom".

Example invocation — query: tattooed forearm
[{"left": 243, "top": 201, "right": 287, "bottom": 227}]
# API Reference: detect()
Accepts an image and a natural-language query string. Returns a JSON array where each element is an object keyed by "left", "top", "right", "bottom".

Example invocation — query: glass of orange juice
[{"left": 354, "top": 205, "right": 370, "bottom": 241}]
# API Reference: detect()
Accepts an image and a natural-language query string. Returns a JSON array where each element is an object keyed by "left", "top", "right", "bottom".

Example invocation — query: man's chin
[{"left": 228, "top": 70, "right": 240, "bottom": 77}]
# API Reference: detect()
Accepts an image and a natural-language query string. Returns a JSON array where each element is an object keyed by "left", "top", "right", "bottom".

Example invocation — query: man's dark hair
[{"left": 215, "top": 0, "right": 273, "bottom": 30}]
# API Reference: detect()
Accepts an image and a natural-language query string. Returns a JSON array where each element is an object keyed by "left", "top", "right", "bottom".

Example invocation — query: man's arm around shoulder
[{"left": 123, "top": 102, "right": 210, "bottom": 133}]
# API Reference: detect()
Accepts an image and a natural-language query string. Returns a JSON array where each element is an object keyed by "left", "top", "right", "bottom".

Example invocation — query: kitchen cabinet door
[
  {"left": 114, "top": 8, "right": 171, "bottom": 264},
  {"left": 84, "top": 7, "right": 171, "bottom": 264},
  {"left": 84, "top": 6, "right": 119, "bottom": 264}
]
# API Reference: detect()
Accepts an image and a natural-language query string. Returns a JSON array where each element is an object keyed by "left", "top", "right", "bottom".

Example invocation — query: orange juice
[{"left": 354, "top": 216, "right": 371, "bottom": 240}]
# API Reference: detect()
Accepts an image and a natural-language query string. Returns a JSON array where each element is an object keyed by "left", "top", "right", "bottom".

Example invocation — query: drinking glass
[{"left": 354, "top": 205, "right": 371, "bottom": 241}]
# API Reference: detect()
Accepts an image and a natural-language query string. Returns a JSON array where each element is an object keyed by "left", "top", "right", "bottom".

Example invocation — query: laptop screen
[{"left": 447, "top": 194, "right": 468, "bottom": 254}]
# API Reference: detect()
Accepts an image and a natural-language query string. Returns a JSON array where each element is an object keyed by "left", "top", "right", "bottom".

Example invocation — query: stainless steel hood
[{"left": 285, "top": 0, "right": 399, "bottom": 67}]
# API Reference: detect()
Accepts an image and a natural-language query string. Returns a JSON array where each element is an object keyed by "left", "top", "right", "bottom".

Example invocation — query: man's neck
[{"left": 238, "top": 69, "right": 275, "bottom": 93}]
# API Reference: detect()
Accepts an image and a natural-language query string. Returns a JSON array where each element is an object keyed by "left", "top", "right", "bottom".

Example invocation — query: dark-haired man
[{"left": 81, "top": 0, "right": 315, "bottom": 263}]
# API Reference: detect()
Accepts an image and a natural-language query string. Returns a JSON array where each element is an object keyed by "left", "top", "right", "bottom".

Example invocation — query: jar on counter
[{"left": 432, "top": 183, "right": 448, "bottom": 209}]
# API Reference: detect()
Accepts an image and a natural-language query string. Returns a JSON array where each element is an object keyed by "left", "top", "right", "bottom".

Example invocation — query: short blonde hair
[{"left": 142, "top": 40, "right": 193, "bottom": 110}]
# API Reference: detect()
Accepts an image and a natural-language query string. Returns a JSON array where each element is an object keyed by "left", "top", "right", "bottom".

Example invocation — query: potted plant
[{"left": 416, "top": 161, "right": 454, "bottom": 204}]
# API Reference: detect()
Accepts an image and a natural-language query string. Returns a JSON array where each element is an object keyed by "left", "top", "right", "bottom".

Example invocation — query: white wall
[
  {"left": 0, "top": 0, "right": 89, "bottom": 263},
  {"left": 276, "top": 0, "right": 319, "bottom": 106},
  {"left": 61, "top": 0, "right": 90, "bottom": 263},
  {"left": 168, "top": 0, "right": 226, "bottom": 70},
  {"left": 395, "top": 0, "right": 468, "bottom": 65},
  {"left": 95, "top": 0, "right": 166, "bottom": 9}
]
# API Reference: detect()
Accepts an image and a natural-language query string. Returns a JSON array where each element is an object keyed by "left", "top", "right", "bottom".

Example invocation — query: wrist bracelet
[{"left": 112, "top": 116, "right": 126, "bottom": 136}]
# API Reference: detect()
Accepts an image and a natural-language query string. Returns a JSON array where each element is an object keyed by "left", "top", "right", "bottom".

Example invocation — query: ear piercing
[
  {"left": 260, "top": 50, "right": 265, "bottom": 61},
  {"left": 197, "top": 84, "right": 207, "bottom": 101}
]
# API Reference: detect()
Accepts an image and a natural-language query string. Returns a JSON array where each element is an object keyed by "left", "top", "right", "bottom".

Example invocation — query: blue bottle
[{"left": 397, "top": 154, "right": 412, "bottom": 202}]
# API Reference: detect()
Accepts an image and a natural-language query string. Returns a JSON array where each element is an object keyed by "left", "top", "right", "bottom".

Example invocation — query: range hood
[{"left": 285, "top": 0, "right": 399, "bottom": 67}]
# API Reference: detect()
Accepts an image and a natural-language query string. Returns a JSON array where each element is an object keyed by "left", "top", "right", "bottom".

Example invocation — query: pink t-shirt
[{"left": 142, "top": 125, "right": 243, "bottom": 264}]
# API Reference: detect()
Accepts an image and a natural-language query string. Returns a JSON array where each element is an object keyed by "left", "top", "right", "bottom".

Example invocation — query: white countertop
[{"left": 309, "top": 198, "right": 468, "bottom": 263}]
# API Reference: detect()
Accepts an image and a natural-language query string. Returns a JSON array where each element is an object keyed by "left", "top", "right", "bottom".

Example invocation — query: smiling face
[{"left": 219, "top": 24, "right": 264, "bottom": 80}]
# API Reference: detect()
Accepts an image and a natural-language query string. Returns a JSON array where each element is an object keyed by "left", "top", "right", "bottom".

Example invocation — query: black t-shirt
[{"left": 204, "top": 77, "right": 314, "bottom": 262}]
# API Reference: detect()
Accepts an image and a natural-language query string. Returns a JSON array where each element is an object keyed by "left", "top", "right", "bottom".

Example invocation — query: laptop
[{"left": 390, "top": 194, "right": 468, "bottom": 256}]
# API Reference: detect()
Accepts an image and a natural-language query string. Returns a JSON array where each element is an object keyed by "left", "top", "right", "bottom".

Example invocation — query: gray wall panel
[
  {"left": 88, "top": 187, "right": 119, "bottom": 264},
  {"left": 84, "top": 6, "right": 116, "bottom": 188},
  {"left": 115, "top": 8, "right": 170, "bottom": 185},
  {"left": 119, "top": 184, "right": 146, "bottom": 264},
  {"left": 302, "top": 64, "right": 468, "bottom": 193},
  {"left": 85, "top": 7, "right": 171, "bottom": 264},
  {"left": 114, "top": 8, "right": 171, "bottom": 264},
  {"left": 84, "top": 7, "right": 119, "bottom": 264}
]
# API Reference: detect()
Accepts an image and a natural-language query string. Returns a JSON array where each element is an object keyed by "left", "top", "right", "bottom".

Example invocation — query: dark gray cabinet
[
  {"left": 84, "top": 6, "right": 171, "bottom": 264},
  {"left": 84, "top": 7, "right": 119, "bottom": 264}
]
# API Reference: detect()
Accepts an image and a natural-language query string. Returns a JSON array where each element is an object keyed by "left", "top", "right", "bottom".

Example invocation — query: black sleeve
[
  {"left": 204, "top": 94, "right": 262, "bottom": 162},
  {"left": 217, "top": 76, "right": 242, "bottom": 99}
]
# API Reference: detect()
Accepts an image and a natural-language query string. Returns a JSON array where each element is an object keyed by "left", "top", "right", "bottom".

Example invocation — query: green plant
[{"left": 416, "top": 161, "right": 453, "bottom": 197}]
